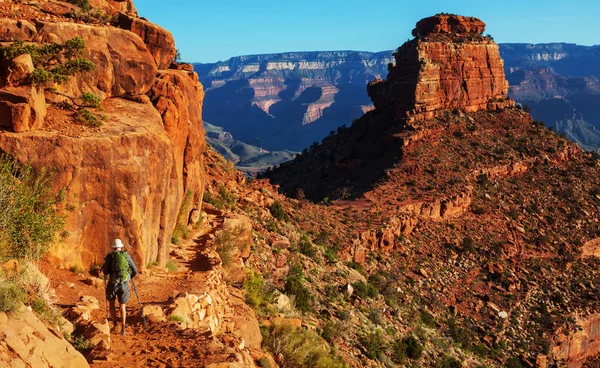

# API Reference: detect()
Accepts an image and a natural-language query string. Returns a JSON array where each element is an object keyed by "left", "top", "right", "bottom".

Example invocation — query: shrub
[
  {"left": 505, "top": 357, "right": 525, "bottom": 368},
  {"left": 0, "top": 38, "right": 95, "bottom": 86},
  {"left": 353, "top": 280, "right": 378, "bottom": 299},
  {"left": 392, "top": 335, "right": 423, "bottom": 363},
  {"left": 70, "top": 334, "right": 93, "bottom": 354},
  {"left": 244, "top": 271, "right": 272, "bottom": 314},
  {"left": 214, "top": 225, "right": 245, "bottom": 268},
  {"left": 0, "top": 154, "right": 64, "bottom": 260},
  {"left": 76, "top": 108, "right": 106, "bottom": 127},
  {"left": 298, "top": 234, "right": 317, "bottom": 259},
  {"left": 0, "top": 281, "right": 26, "bottom": 312},
  {"left": 262, "top": 323, "right": 346, "bottom": 368},
  {"left": 80, "top": 92, "right": 101, "bottom": 108},
  {"left": 269, "top": 201, "right": 289, "bottom": 222},
  {"left": 66, "top": 0, "right": 91, "bottom": 11},
  {"left": 435, "top": 355, "right": 462, "bottom": 368},
  {"left": 165, "top": 260, "right": 177, "bottom": 272},
  {"left": 359, "top": 329, "right": 386, "bottom": 360},
  {"left": 31, "top": 297, "right": 63, "bottom": 327},
  {"left": 284, "top": 264, "right": 311, "bottom": 313}
]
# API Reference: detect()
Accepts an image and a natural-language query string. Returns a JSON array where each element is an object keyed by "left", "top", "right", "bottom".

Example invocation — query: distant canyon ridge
[{"left": 194, "top": 43, "right": 600, "bottom": 159}]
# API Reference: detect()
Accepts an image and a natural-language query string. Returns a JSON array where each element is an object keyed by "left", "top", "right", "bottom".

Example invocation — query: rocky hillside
[
  {"left": 259, "top": 14, "right": 600, "bottom": 367},
  {"left": 0, "top": 0, "right": 206, "bottom": 269},
  {"left": 195, "top": 44, "right": 600, "bottom": 154}
]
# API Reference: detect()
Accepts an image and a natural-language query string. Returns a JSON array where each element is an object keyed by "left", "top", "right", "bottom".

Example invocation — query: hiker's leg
[
  {"left": 109, "top": 299, "right": 117, "bottom": 321},
  {"left": 120, "top": 303, "right": 127, "bottom": 326},
  {"left": 120, "top": 303, "right": 127, "bottom": 335}
]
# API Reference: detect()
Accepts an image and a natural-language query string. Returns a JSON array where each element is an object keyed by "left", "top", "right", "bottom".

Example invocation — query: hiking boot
[
  {"left": 121, "top": 325, "right": 126, "bottom": 336},
  {"left": 110, "top": 322, "right": 120, "bottom": 334}
]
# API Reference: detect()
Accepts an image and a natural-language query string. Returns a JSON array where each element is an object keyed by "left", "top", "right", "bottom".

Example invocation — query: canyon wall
[
  {"left": 195, "top": 43, "right": 600, "bottom": 155},
  {"left": 0, "top": 1, "right": 206, "bottom": 268}
]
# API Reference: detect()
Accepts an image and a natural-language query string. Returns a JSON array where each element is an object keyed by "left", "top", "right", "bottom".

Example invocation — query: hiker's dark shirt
[{"left": 103, "top": 251, "right": 138, "bottom": 284}]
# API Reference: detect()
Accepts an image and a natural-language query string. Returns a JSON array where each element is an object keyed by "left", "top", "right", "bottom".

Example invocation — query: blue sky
[{"left": 135, "top": 0, "right": 600, "bottom": 63}]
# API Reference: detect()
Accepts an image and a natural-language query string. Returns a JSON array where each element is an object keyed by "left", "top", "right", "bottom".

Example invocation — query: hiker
[{"left": 103, "top": 239, "right": 138, "bottom": 336}]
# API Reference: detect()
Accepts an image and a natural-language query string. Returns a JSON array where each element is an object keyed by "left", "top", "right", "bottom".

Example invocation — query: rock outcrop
[
  {"left": 0, "top": 305, "right": 89, "bottom": 368},
  {"left": 368, "top": 14, "right": 513, "bottom": 121},
  {"left": 0, "top": 1, "right": 206, "bottom": 268}
]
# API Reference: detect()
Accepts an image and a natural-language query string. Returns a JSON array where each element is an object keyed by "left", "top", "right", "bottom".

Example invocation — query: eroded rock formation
[
  {"left": 0, "top": 0, "right": 206, "bottom": 268},
  {"left": 368, "top": 14, "right": 513, "bottom": 121}
]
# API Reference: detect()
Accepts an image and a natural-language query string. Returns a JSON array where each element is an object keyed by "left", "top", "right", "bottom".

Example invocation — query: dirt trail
[{"left": 52, "top": 208, "right": 234, "bottom": 367}]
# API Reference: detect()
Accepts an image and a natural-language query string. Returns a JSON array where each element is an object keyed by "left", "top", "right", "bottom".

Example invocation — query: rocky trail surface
[{"left": 51, "top": 208, "right": 247, "bottom": 368}]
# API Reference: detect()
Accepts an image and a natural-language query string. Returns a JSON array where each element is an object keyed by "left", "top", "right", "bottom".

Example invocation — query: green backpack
[{"left": 111, "top": 251, "right": 130, "bottom": 284}]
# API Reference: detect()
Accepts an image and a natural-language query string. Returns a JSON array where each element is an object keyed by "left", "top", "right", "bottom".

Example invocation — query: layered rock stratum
[
  {"left": 368, "top": 15, "right": 513, "bottom": 121},
  {"left": 195, "top": 44, "right": 600, "bottom": 155}
]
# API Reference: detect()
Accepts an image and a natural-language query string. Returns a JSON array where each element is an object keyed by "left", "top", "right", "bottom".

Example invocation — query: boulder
[
  {"left": 33, "top": 21, "right": 158, "bottom": 98},
  {"left": 143, "top": 305, "right": 166, "bottom": 322},
  {"left": 0, "top": 86, "right": 46, "bottom": 132},
  {"left": 1, "top": 53, "right": 35, "bottom": 87},
  {"left": 0, "top": 305, "right": 89, "bottom": 368},
  {"left": 0, "top": 19, "right": 36, "bottom": 41},
  {"left": 117, "top": 14, "right": 176, "bottom": 70}
]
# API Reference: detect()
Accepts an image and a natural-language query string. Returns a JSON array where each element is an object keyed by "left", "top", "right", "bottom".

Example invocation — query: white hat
[{"left": 112, "top": 239, "right": 125, "bottom": 249}]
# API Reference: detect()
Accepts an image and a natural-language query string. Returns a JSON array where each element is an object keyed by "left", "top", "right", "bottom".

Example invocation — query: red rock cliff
[
  {"left": 368, "top": 14, "right": 513, "bottom": 121},
  {"left": 0, "top": 0, "right": 206, "bottom": 268}
]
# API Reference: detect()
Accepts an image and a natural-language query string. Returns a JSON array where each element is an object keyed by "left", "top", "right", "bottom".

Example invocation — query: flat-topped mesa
[
  {"left": 412, "top": 14, "right": 486, "bottom": 37},
  {"left": 368, "top": 14, "right": 514, "bottom": 122}
]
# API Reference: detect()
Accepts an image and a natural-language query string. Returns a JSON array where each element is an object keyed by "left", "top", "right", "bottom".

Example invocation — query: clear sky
[{"left": 135, "top": 0, "right": 600, "bottom": 63}]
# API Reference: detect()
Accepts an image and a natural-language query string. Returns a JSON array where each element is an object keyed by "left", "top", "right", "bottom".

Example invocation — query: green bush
[
  {"left": 269, "top": 201, "right": 289, "bottom": 222},
  {"left": 76, "top": 108, "right": 107, "bottom": 127},
  {"left": 505, "top": 357, "right": 525, "bottom": 368},
  {"left": 262, "top": 323, "right": 347, "bottom": 368},
  {"left": 0, "top": 154, "right": 64, "bottom": 260},
  {"left": 66, "top": 0, "right": 91, "bottom": 11},
  {"left": 391, "top": 335, "right": 423, "bottom": 363},
  {"left": 80, "top": 92, "right": 101, "bottom": 108},
  {"left": 298, "top": 234, "right": 317, "bottom": 259},
  {"left": 435, "top": 355, "right": 462, "bottom": 368},
  {"left": 284, "top": 264, "right": 311, "bottom": 313},
  {"left": 0, "top": 38, "right": 95, "bottom": 86},
  {"left": 359, "top": 329, "right": 386, "bottom": 360},
  {"left": 244, "top": 271, "right": 272, "bottom": 314},
  {"left": 0, "top": 281, "right": 26, "bottom": 312},
  {"left": 353, "top": 280, "right": 379, "bottom": 299}
]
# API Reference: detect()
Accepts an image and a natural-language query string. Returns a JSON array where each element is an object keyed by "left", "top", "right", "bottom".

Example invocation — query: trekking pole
[
  {"left": 103, "top": 276, "right": 109, "bottom": 321},
  {"left": 131, "top": 277, "right": 148, "bottom": 329}
]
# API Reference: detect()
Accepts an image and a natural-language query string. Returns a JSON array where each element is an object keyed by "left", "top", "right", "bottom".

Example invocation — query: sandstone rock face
[
  {"left": 552, "top": 314, "right": 600, "bottom": 367},
  {"left": 0, "top": 305, "right": 89, "bottom": 368},
  {"left": 34, "top": 21, "right": 158, "bottom": 98},
  {"left": 149, "top": 69, "right": 207, "bottom": 218},
  {"left": 0, "top": 8, "right": 207, "bottom": 268},
  {"left": 369, "top": 14, "right": 513, "bottom": 121},
  {"left": 412, "top": 14, "right": 486, "bottom": 37},
  {"left": 117, "top": 14, "right": 176, "bottom": 70},
  {"left": 0, "top": 99, "right": 180, "bottom": 267},
  {"left": 89, "top": 0, "right": 137, "bottom": 16}
]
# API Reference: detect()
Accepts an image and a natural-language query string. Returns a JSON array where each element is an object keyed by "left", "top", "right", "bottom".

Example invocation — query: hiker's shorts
[{"left": 106, "top": 282, "right": 130, "bottom": 304}]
